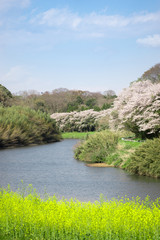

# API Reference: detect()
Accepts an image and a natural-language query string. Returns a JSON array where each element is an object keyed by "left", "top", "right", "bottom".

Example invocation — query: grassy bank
[
  {"left": 74, "top": 130, "right": 142, "bottom": 168},
  {"left": 74, "top": 130, "right": 160, "bottom": 178},
  {"left": 1, "top": 186, "right": 160, "bottom": 240},
  {"left": 62, "top": 131, "right": 95, "bottom": 139},
  {"left": 63, "top": 131, "right": 143, "bottom": 170}
]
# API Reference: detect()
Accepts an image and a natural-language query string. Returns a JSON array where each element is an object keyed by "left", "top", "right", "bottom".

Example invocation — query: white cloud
[
  {"left": 29, "top": 8, "right": 160, "bottom": 41},
  {"left": 137, "top": 34, "right": 160, "bottom": 47},
  {"left": 32, "top": 8, "right": 82, "bottom": 29},
  {"left": 31, "top": 8, "right": 160, "bottom": 30},
  {"left": 0, "top": 6, "right": 159, "bottom": 49},
  {"left": 0, "top": 7, "right": 160, "bottom": 51},
  {"left": 0, "top": 0, "right": 30, "bottom": 11},
  {"left": 84, "top": 12, "right": 129, "bottom": 27},
  {"left": 132, "top": 12, "right": 160, "bottom": 24}
]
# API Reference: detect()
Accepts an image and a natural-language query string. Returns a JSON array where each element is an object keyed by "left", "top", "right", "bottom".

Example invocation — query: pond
[{"left": 0, "top": 139, "right": 160, "bottom": 202}]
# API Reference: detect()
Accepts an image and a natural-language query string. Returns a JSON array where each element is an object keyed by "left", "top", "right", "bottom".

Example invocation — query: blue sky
[{"left": 0, "top": 0, "right": 160, "bottom": 94}]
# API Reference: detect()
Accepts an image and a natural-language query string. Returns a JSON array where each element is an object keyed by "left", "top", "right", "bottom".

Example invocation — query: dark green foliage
[
  {"left": 76, "top": 96, "right": 83, "bottom": 104},
  {"left": 126, "top": 138, "right": 160, "bottom": 177},
  {"left": 0, "top": 106, "right": 61, "bottom": 148},
  {"left": 123, "top": 120, "right": 147, "bottom": 139},
  {"left": 93, "top": 106, "right": 101, "bottom": 111},
  {"left": 102, "top": 103, "right": 112, "bottom": 110},
  {"left": 85, "top": 98, "right": 96, "bottom": 108},
  {"left": 74, "top": 131, "right": 119, "bottom": 163},
  {"left": 34, "top": 99, "right": 46, "bottom": 112},
  {"left": 0, "top": 84, "right": 12, "bottom": 106}
]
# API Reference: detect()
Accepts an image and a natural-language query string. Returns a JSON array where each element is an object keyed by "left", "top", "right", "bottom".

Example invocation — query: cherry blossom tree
[
  {"left": 51, "top": 109, "right": 110, "bottom": 132},
  {"left": 110, "top": 80, "right": 160, "bottom": 138}
]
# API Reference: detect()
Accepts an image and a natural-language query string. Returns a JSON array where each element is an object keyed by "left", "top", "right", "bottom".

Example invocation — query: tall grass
[{"left": 1, "top": 186, "right": 160, "bottom": 239}]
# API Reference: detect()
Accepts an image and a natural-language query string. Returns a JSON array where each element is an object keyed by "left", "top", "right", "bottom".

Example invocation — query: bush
[
  {"left": 126, "top": 138, "right": 160, "bottom": 177},
  {"left": 0, "top": 106, "right": 61, "bottom": 148},
  {"left": 74, "top": 130, "right": 119, "bottom": 163}
]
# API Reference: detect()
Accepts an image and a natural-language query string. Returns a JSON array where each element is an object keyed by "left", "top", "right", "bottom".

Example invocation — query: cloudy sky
[{"left": 0, "top": 0, "right": 160, "bottom": 94}]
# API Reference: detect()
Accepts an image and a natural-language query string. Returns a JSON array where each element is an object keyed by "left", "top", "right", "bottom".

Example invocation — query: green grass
[
  {"left": 1, "top": 185, "right": 160, "bottom": 240},
  {"left": 62, "top": 131, "right": 95, "bottom": 139}
]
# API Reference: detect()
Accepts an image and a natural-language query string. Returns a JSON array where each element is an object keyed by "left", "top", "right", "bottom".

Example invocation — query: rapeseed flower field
[{"left": 0, "top": 186, "right": 160, "bottom": 239}]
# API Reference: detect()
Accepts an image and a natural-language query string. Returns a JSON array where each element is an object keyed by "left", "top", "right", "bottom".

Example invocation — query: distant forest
[{"left": 0, "top": 85, "right": 117, "bottom": 114}]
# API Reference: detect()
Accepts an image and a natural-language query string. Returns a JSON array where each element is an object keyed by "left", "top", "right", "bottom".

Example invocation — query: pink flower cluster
[
  {"left": 110, "top": 80, "right": 160, "bottom": 136},
  {"left": 51, "top": 109, "right": 110, "bottom": 132}
]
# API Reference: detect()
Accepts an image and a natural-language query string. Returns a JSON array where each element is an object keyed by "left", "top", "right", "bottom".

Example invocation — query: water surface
[{"left": 0, "top": 139, "right": 160, "bottom": 201}]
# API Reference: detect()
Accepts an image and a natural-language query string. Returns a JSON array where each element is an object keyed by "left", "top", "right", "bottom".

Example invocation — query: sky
[{"left": 0, "top": 0, "right": 160, "bottom": 94}]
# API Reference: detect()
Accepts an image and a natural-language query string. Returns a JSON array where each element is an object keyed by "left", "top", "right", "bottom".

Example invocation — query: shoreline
[{"left": 85, "top": 163, "right": 114, "bottom": 167}]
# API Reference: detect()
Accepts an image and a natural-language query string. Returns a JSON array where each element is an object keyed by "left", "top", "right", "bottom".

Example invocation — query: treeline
[
  {"left": 11, "top": 88, "right": 117, "bottom": 114},
  {"left": 0, "top": 106, "right": 61, "bottom": 148}
]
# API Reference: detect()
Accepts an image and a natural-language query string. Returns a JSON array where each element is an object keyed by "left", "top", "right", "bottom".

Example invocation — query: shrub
[
  {"left": 74, "top": 130, "right": 119, "bottom": 163},
  {"left": 0, "top": 106, "right": 61, "bottom": 148},
  {"left": 126, "top": 138, "right": 160, "bottom": 177}
]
